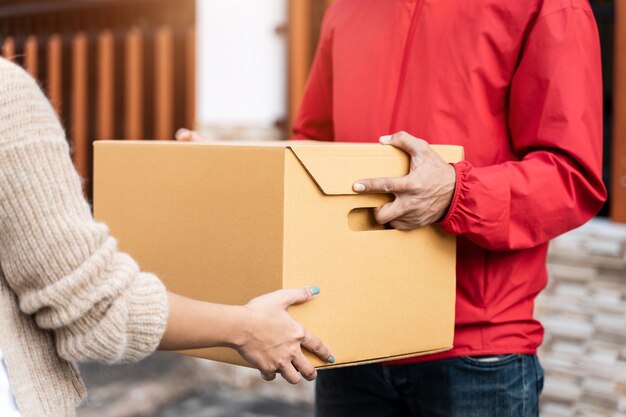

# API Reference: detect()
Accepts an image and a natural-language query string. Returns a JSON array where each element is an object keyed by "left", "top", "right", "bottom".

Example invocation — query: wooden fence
[{"left": 0, "top": 0, "right": 195, "bottom": 196}]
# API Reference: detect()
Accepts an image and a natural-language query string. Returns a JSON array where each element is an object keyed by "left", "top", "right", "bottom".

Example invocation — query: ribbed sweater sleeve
[{"left": 0, "top": 58, "right": 168, "bottom": 364}]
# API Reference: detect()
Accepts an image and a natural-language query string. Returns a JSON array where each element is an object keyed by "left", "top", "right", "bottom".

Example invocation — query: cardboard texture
[{"left": 93, "top": 140, "right": 463, "bottom": 368}]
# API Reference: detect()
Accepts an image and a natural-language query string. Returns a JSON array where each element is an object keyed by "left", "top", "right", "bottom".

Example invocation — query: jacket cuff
[{"left": 438, "top": 160, "right": 471, "bottom": 234}]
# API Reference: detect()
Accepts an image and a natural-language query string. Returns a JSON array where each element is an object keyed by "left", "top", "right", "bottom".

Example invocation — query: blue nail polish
[
  {"left": 310, "top": 286, "right": 321, "bottom": 296},
  {"left": 328, "top": 356, "right": 336, "bottom": 364}
]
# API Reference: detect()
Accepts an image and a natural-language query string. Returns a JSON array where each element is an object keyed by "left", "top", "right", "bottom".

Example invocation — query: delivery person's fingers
[
  {"left": 292, "top": 351, "right": 318, "bottom": 381},
  {"left": 379, "top": 132, "right": 429, "bottom": 157},
  {"left": 279, "top": 363, "right": 303, "bottom": 385},
  {"left": 353, "top": 176, "right": 410, "bottom": 194},
  {"left": 175, "top": 128, "right": 193, "bottom": 141},
  {"left": 389, "top": 218, "right": 414, "bottom": 230},
  {"left": 175, "top": 128, "right": 205, "bottom": 141},
  {"left": 301, "top": 328, "right": 334, "bottom": 364},
  {"left": 374, "top": 200, "right": 405, "bottom": 225}
]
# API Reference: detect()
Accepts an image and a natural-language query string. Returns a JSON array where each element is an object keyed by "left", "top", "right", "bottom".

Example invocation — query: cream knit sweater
[{"left": 0, "top": 58, "right": 169, "bottom": 416}]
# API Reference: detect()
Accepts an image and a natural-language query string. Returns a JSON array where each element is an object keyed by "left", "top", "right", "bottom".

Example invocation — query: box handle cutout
[{"left": 348, "top": 208, "right": 393, "bottom": 232}]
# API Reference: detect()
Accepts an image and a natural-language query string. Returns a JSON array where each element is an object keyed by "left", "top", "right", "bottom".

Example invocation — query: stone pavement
[
  {"left": 536, "top": 218, "right": 626, "bottom": 417},
  {"left": 148, "top": 385, "right": 312, "bottom": 417},
  {"left": 77, "top": 218, "right": 626, "bottom": 417},
  {"left": 77, "top": 353, "right": 315, "bottom": 417}
]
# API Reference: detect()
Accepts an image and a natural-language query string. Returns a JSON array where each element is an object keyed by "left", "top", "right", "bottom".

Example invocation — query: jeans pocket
[{"left": 460, "top": 354, "right": 521, "bottom": 368}]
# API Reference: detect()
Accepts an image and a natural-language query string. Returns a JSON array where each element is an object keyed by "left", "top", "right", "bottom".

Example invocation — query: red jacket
[{"left": 294, "top": 0, "right": 606, "bottom": 361}]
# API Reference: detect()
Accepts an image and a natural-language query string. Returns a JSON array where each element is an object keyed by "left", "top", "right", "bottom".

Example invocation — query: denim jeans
[{"left": 315, "top": 354, "right": 544, "bottom": 417}]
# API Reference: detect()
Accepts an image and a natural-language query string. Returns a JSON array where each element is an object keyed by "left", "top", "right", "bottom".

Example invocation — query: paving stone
[
  {"left": 584, "top": 240, "right": 623, "bottom": 258},
  {"left": 77, "top": 353, "right": 313, "bottom": 417},
  {"left": 548, "top": 265, "right": 596, "bottom": 282},
  {"left": 148, "top": 385, "right": 313, "bottom": 417},
  {"left": 543, "top": 401, "right": 575, "bottom": 417},
  {"left": 538, "top": 219, "right": 626, "bottom": 417},
  {"left": 150, "top": 385, "right": 313, "bottom": 417}
]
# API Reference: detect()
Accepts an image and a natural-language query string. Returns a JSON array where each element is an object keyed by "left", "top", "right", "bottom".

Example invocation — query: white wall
[{"left": 196, "top": 0, "right": 287, "bottom": 138}]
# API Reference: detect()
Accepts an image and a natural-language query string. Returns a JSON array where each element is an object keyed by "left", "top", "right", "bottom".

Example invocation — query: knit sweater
[{"left": 0, "top": 58, "right": 169, "bottom": 416}]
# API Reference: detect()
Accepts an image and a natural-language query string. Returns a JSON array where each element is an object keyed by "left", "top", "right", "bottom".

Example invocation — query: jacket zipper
[{"left": 389, "top": 0, "right": 425, "bottom": 133}]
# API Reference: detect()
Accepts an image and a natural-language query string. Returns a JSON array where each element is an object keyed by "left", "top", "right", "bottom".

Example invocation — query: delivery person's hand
[
  {"left": 238, "top": 286, "right": 334, "bottom": 383},
  {"left": 352, "top": 132, "right": 456, "bottom": 229},
  {"left": 175, "top": 128, "right": 208, "bottom": 141}
]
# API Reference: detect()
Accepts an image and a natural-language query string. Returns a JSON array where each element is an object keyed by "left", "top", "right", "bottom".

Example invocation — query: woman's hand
[
  {"left": 159, "top": 287, "right": 333, "bottom": 385},
  {"left": 237, "top": 287, "right": 334, "bottom": 384}
]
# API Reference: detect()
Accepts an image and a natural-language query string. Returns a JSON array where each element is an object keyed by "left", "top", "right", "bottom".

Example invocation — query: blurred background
[{"left": 0, "top": 1, "right": 625, "bottom": 416}]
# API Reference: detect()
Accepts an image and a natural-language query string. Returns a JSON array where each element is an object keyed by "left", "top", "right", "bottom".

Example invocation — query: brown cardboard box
[{"left": 93, "top": 140, "right": 463, "bottom": 368}]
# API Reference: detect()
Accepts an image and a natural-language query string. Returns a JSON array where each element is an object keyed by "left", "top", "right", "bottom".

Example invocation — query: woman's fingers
[
  {"left": 301, "top": 328, "right": 334, "bottom": 364},
  {"left": 279, "top": 363, "right": 302, "bottom": 385},
  {"left": 292, "top": 351, "right": 318, "bottom": 381},
  {"left": 260, "top": 370, "right": 276, "bottom": 381},
  {"left": 244, "top": 285, "right": 335, "bottom": 383},
  {"left": 250, "top": 286, "right": 321, "bottom": 312},
  {"left": 278, "top": 288, "right": 335, "bottom": 364},
  {"left": 271, "top": 286, "right": 319, "bottom": 309}
]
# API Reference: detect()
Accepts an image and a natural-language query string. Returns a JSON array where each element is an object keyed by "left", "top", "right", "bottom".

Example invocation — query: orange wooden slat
[
  {"left": 71, "top": 32, "right": 89, "bottom": 183},
  {"left": 185, "top": 26, "right": 196, "bottom": 130},
  {"left": 155, "top": 26, "right": 174, "bottom": 140},
  {"left": 2, "top": 37, "right": 15, "bottom": 61},
  {"left": 47, "top": 34, "right": 63, "bottom": 119},
  {"left": 288, "top": 0, "right": 313, "bottom": 133},
  {"left": 125, "top": 29, "right": 143, "bottom": 140},
  {"left": 24, "top": 35, "right": 38, "bottom": 78},
  {"left": 613, "top": 1, "right": 626, "bottom": 222},
  {"left": 97, "top": 30, "right": 115, "bottom": 140}
]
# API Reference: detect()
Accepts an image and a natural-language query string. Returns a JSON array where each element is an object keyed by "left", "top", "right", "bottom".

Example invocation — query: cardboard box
[{"left": 93, "top": 140, "right": 463, "bottom": 368}]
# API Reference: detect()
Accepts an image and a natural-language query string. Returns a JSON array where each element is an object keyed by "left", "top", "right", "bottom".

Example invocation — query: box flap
[{"left": 288, "top": 143, "right": 464, "bottom": 195}]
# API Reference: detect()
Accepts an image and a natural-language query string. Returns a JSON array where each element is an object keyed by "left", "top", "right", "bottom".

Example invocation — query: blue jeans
[{"left": 315, "top": 354, "right": 544, "bottom": 417}]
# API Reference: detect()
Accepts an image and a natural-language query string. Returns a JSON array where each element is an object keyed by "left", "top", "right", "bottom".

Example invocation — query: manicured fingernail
[
  {"left": 379, "top": 135, "right": 392, "bottom": 144},
  {"left": 310, "top": 286, "right": 321, "bottom": 296},
  {"left": 328, "top": 356, "right": 336, "bottom": 364},
  {"left": 353, "top": 183, "right": 366, "bottom": 192}
]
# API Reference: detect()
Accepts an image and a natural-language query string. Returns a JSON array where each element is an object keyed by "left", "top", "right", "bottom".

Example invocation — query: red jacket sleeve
[
  {"left": 439, "top": 6, "right": 607, "bottom": 251},
  {"left": 292, "top": 6, "right": 336, "bottom": 141}
]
